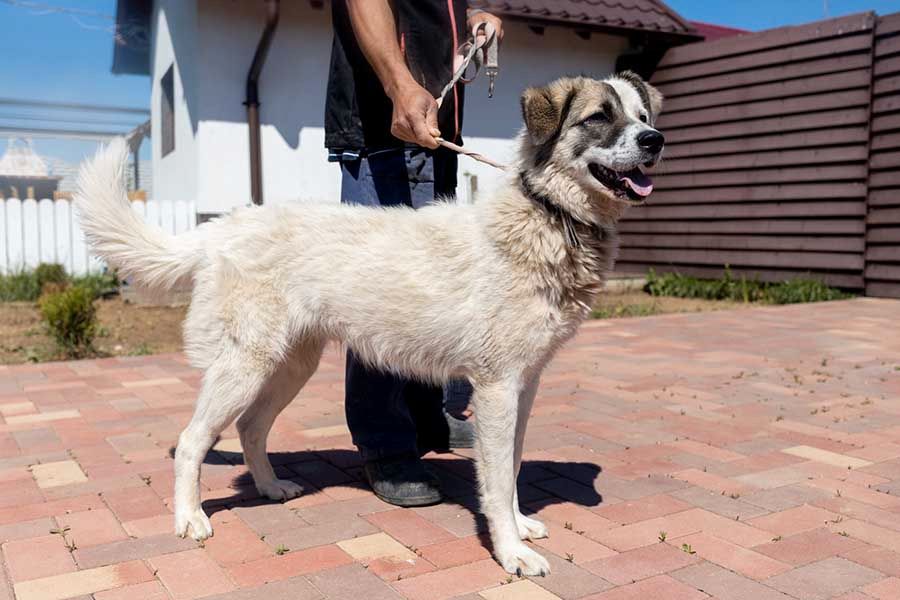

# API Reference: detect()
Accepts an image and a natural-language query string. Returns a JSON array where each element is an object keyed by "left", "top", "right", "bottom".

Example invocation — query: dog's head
[{"left": 520, "top": 72, "right": 664, "bottom": 207}]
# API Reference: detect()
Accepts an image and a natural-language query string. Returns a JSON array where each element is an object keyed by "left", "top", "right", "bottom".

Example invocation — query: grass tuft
[{"left": 644, "top": 268, "right": 851, "bottom": 305}]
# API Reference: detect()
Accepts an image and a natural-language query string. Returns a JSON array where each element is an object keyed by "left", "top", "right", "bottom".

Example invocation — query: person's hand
[
  {"left": 387, "top": 80, "right": 441, "bottom": 149},
  {"left": 467, "top": 10, "right": 503, "bottom": 44}
]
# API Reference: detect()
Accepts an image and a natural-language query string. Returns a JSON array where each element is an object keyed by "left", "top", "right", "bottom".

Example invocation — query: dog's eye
[
  {"left": 583, "top": 112, "right": 608, "bottom": 125},
  {"left": 639, "top": 113, "right": 649, "bottom": 123}
]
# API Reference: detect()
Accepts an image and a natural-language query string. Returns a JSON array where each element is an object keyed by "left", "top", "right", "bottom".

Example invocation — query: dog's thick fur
[{"left": 75, "top": 73, "right": 663, "bottom": 576}]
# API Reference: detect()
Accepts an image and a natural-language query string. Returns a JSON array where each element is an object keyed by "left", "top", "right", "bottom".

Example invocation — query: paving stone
[
  {"left": 748, "top": 504, "right": 842, "bottom": 537},
  {"left": 766, "top": 557, "right": 884, "bottom": 600},
  {"left": 479, "top": 580, "right": 561, "bottom": 600},
  {"left": 305, "top": 564, "right": 401, "bottom": 600},
  {"left": 93, "top": 581, "right": 171, "bottom": 600},
  {"left": 532, "top": 553, "right": 614, "bottom": 600},
  {"left": 364, "top": 509, "right": 456, "bottom": 548},
  {"left": 55, "top": 508, "right": 128, "bottom": 548},
  {"left": 227, "top": 544, "right": 353, "bottom": 587},
  {"left": 0, "top": 302, "right": 896, "bottom": 599},
  {"left": 593, "top": 494, "right": 691, "bottom": 525},
  {"left": 148, "top": 548, "right": 236, "bottom": 600},
  {"left": 669, "top": 532, "right": 791, "bottom": 580},
  {"left": 73, "top": 532, "right": 197, "bottom": 569},
  {"left": 754, "top": 528, "right": 866, "bottom": 566},
  {"left": 672, "top": 562, "right": 793, "bottom": 600},
  {"left": 583, "top": 541, "right": 699, "bottom": 585},
  {"left": 11, "top": 560, "right": 153, "bottom": 600},
  {"left": 2, "top": 534, "right": 76, "bottom": 582},
  {"left": 390, "top": 558, "right": 508, "bottom": 600},
  {"left": 782, "top": 446, "right": 872, "bottom": 469},
  {"left": 579, "top": 574, "right": 710, "bottom": 600},
  {"left": 418, "top": 535, "right": 493, "bottom": 569},
  {"left": 863, "top": 577, "right": 900, "bottom": 600},
  {"left": 30, "top": 460, "right": 87, "bottom": 489}
]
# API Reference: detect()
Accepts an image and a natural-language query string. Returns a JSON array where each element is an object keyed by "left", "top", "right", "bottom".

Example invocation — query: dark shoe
[
  {"left": 364, "top": 454, "right": 443, "bottom": 507},
  {"left": 447, "top": 414, "right": 475, "bottom": 449}
]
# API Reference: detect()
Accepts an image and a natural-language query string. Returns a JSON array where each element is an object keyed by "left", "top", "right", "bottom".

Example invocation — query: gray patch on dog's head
[{"left": 614, "top": 71, "right": 663, "bottom": 123}]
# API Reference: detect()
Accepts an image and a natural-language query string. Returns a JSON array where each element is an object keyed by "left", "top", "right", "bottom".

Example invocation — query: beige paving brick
[
  {"left": 0, "top": 401, "right": 35, "bottom": 417},
  {"left": 782, "top": 446, "right": 872, "bottom": 469},
  {"left": 12, "top": 560, "right": 153, "bottom": 600},
  {"left": 479, "top": 580, "right": 562, "bottom": 600},
  {"left": 337, "top": 532, "right": 417, "bottom": 562},
  {"left": 31, "top": 460, "right": 87, "bottom": 489},
  {"left": 6, "top": 410, "right": 80, "bottom": 425}
]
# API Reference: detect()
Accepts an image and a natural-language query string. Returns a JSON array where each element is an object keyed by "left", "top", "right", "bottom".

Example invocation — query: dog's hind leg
[
  {"left": 512, "top": 376, "right": 548, "bottom": 541},
  {"left": 237, "top": 339, "right": 324, "bottom": 501},
  {"left": 174, "top": 350, "right": 268, "bottom": 541},
  {"left": 473, "top": 378, "right": 551, "bottom": 577}
]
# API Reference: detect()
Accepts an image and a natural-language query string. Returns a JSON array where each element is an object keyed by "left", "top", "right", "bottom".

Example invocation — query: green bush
[
  {"left": 39, "top": 285, "right": 98, "bottom": 358},
  {"left": 645, "top": 268, "right": 851, "bottom": 305},
  {"left": 34, "top": 263, "right": 67, "bottom": 290},
  {"left": 72, "top": 271, "right": 119, "bottom": 300},
  {"left": 0, "top": 268, "right": 43, "bottom": 302},
  {"left": 0, "top": 265, "right": 118, "bottom": 303}
]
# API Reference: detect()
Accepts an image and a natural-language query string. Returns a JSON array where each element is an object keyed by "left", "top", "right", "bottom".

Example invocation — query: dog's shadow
[{"left": 189, "top": 447, "right": 604, "bottom": 541}]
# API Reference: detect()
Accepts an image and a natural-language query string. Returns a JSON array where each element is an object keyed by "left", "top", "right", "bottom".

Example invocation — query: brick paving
[{"left": 0, "top": 298, "right": 898, "bottom": 600}]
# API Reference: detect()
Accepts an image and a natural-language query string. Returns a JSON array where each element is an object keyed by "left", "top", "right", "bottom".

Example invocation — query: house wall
[
  {"left": 150, "top": 0, "right": 199, "bottom": 207},
  {"left": 151, "top": 1, "right": 629, "bottom": 213}
]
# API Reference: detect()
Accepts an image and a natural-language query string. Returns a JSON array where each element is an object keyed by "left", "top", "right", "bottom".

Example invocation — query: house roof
[
  {"left": 467, "top": 0, "right": 699, "bottom": 38},
  {"left": 111, "top": 0, "right": 700, "bottom": 76},
  {"left": 689, "top": 20, "right": 748, "bottom": 42}
]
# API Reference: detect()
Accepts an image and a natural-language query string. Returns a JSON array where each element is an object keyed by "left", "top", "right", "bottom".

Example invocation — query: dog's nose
[{"left": 638, "top": 130, "right": 665, "bottom": 154}]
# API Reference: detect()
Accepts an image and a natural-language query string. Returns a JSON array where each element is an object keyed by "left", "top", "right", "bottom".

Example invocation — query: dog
[{"left": 75, "top": 72, "right": 664, "bottom": 576}]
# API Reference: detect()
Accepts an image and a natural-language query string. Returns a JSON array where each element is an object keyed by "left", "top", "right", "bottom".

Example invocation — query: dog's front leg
[
  {"left": 474, "top": 379, "right": 551, "bottom": 576},
  {"left": 513, "top": 375, "right": 548, "bottom": 541}
]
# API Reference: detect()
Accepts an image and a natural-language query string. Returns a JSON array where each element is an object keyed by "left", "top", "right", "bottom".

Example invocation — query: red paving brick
[{"left": 0, "top": 300, "right": 897, "bottom": 598}]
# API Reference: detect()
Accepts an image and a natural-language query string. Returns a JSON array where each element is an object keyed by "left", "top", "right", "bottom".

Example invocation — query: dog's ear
[
  {"left": 617, "top": 70, "right": 664, "bottom": 123},
  {"left": 521, "top": 80, "right": 577, "bottom": 146}
]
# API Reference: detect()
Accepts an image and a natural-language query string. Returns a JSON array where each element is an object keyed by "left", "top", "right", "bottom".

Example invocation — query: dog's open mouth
[{"left": 588, "top": 163, "right": 653, "bottom": 204}]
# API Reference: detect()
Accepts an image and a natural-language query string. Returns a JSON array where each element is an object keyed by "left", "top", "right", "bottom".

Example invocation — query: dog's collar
[{"left": 519, "top": 172, "right": 602, "bottom": 249}]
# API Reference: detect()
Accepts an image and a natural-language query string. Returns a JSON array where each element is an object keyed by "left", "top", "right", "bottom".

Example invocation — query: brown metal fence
[
  {"left": 618, "top": 12, "right": 900, "bottom": 297},
  {"left": 868, "top": 13, "right": 900, "bottom": 298}
]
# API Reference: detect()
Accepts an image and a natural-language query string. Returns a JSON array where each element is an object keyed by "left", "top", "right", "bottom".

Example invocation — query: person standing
[{"left": 325, "top": 0, "right": 503, "bottom": 506}]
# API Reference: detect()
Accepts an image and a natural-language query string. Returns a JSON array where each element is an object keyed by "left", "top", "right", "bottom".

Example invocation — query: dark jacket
[{"left": 325, "top": 0, "right": 468, "bottom": 153}]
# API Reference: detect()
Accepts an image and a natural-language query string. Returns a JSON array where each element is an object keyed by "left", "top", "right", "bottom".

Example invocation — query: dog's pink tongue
[{"left": 620, "top": 168, "right": 653, "bottom": 197}]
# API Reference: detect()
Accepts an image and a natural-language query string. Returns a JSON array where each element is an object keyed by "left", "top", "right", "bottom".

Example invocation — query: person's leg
[
  {"left": 432, "top": 148, "right": 476, "bottom": 443},
  {"left": 340, "top": 152, "right": 419, "bottom": 462},
  {"left": 339, "top": 150, "right": 442, "bottom": 505}
]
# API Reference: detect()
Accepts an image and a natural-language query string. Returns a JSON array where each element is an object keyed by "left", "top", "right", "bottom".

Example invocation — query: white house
[{"left": 112, "top": 0, "right": 702, "bottom": 220}]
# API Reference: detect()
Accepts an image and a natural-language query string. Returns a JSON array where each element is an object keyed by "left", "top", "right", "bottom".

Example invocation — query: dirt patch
[
  {"left": 0, "top": 298, "right": 186, "bottom": 364},
  {"left": 592, "top": 290, "right": 751, "bottom": 319},
  {"left": 0, "top": 289, "right": 751, "bottom": 364}
]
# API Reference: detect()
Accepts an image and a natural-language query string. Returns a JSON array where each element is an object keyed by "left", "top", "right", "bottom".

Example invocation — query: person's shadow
[{"left": 184, "top": 445, "right": 604, "bottom": 546}]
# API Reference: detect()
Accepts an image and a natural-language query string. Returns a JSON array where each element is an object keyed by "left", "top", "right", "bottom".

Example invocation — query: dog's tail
[{"left": 75, "top": 138, "right": 205, "bottom": 291}]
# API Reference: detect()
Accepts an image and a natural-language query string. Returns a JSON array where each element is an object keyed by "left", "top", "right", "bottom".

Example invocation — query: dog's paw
[
  {"left": 516, "top": 513, "right": 549, "bottom": 540},
  {"left": 496, "top": 542, "right": 551, "bottom": 577},
  {"left": 175, "top": 509, "right": 213, "bottom": 541},
  {"left": 257, "top": 478, "right": 304, "bottom": 501}
]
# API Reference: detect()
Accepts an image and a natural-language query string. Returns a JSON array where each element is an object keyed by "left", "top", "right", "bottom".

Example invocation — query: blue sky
[
  {"left": 667, "top": 0, "right": 900, "bottom": 31},
  {"left": 1, "top": 0, "right": 899, "bottom": 165}
]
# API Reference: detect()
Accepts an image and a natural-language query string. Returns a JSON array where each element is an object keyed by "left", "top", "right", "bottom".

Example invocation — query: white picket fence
[{"left": 0, "top": 197, "right": 196, "bottom": 275}]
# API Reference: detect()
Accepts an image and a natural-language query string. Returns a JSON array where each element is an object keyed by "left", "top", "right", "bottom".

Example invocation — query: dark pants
[{"left": 338, "top": 147, "right": 473, "bottom": 462}]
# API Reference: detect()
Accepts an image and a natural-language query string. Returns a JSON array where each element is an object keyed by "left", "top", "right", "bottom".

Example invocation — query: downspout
[{"left": 245, "top": 0, "right": 280, "bottom": 206}]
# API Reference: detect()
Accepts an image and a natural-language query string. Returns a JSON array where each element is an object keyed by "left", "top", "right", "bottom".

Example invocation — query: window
[{"left": 161, "top": 64, "right": 175, "bottom": 157}]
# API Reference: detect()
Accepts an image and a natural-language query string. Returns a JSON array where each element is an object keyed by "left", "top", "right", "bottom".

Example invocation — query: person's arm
[{"left": 345, "top": 0, "right": 440, "bottom": 149}]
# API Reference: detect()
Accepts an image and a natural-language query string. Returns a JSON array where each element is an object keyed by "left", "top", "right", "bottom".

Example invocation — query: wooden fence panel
[
  {"left": 618, "top": 12, "right": 878, "bottom": 291},
  {"left": 867, "top": 13, "right": 900, "bottom": 298}
]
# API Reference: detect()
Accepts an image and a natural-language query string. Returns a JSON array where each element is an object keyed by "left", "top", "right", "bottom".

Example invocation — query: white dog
[{"left": 76, "top": 73, "right": 663, "bottom": 576}]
